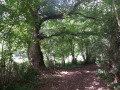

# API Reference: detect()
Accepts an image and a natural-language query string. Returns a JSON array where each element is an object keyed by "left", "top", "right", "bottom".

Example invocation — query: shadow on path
[{"left": 40, "top": 65, "right": 110, "bottom": 90}]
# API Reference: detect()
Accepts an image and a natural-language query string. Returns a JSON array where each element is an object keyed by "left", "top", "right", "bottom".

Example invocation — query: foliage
[{"left": 1, "top": 0, "right": 120, "bottom": 89}]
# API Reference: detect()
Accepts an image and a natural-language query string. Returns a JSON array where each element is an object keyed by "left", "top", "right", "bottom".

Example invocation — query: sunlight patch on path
[
  {"left": 60, "top": 71, "right": 68, "bottom": 75},
  {"left": 54, "top": 71, "right": 82, "bottom": 77}
]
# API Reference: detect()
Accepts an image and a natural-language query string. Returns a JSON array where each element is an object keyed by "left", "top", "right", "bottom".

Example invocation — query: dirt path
[{"left": 39, "top": 65, "right": 110, "bottom": 90}]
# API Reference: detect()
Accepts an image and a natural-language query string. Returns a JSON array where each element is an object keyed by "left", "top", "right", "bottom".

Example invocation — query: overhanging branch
[
  {"left": 42, "top": 0, "right": 97, "bottom": 21},
  {"left": 73, "top": 12, "right": 98, "bottom": 20},
  {"left": 36, "top": 31, "right": 99, "bottom": 40},
  {"left": 43, "top": 0, "right": 81, "bottom": 21}
]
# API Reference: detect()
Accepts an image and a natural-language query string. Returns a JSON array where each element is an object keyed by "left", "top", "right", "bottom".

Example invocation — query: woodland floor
[{"left": 38, "top": 65, "right": 110, "bottom": 90}]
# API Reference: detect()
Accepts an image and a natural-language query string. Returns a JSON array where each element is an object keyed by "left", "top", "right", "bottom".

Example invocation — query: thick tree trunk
[
  {"left": 28, "top": 24, "right": 45, "bottom": 71},
  {"left": 28, "top": 40, "right": 45, "bottom": 71}
]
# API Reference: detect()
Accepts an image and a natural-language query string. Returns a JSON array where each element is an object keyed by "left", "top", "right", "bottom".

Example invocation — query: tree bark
[
  {"left": 28, "top": 40, "right": 45, "bottom": 71},
  {"left": 28, "top": 24, "right": 45, "bottom": 71},
  {"left": 112, "top": 0, "right": 120, "bottom": 30},
  {"left": 83, "top": 47, "right": 91, "bottom": 64},
  {"left": 62, "top": 54, "right": 65, "bottom": 66},
  {"left": 69, "top": 39, "right": 77, "bottom": 65},
  {"left": 72, "top": 53, "right": 77, "bottom": 65}
]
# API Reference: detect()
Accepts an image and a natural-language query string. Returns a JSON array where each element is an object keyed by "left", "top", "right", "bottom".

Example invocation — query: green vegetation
[{"left": 0, "top": 0, "right": 120, "bottom": 89}]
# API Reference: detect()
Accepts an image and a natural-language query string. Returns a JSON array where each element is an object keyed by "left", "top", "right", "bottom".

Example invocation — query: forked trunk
[{"left": 28, "top": 22, "right": 46, "bottom": 71}]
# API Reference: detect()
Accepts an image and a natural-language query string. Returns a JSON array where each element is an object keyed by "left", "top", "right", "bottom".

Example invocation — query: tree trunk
[
  {"left": 69, "top": 39, "right": 77, "bottom": 65},
  {"left": 72, "top": 53, "right": 77, "bottom": 65},
  {"left": 62, "top": 53, "right": 65, "bottom": 66},
  {"left": 112, "top": 0, "right": 120, "bottom": 30},
  {"left": 83, "top": 48, "right": 91, "bottom": 64},
  {"left": 28, "top": 40, "right": 45, "bottom": 71},
  {"left": 112, "top": 0, "right": 120, "bottom": 83},
  {"left": 28, "top": 24, "right": 45, "bottom": 71}
]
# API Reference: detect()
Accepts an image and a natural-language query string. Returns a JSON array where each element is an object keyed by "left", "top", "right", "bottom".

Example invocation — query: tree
[
  {"left": 12, "top": 0, "right": 96, "bottom": 71},
  {"left": 18, "top": 0, "right": 81, "bottom": 71},
  {"left": 1, "top": 0, "right": 100, "bottom": 70}
]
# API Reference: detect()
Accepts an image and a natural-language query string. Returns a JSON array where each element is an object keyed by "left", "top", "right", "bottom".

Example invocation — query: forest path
[{"left": 39, "top": 65, "right": 110, "bottom": 90}]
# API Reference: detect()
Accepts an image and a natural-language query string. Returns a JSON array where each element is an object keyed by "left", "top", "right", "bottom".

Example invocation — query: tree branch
[
  {"left": 42, "top": 0, "right": 81, "bottom": 21},
  {"left": 73, "top": 12, "right": 98, "bottom": 20},
  {"left": 36, "top": 31, "right": 99, "bottom": 40},
  {"left": 42, "top": 0, "right": 97, "bottom": 21}
]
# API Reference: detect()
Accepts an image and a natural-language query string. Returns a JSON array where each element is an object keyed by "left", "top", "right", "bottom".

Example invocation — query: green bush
[
  {"left": 97, "top": 69, "right": 114, "bottom": 84},
  {"left": 5, "top": 66, "right": 39, "bottom": 90}
]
